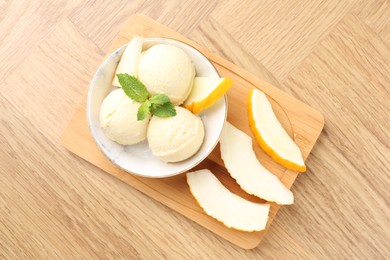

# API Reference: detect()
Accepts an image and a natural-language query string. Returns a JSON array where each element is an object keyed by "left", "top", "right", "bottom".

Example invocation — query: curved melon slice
[
  {"left": 184, "top": 77, "right": 233, "bottom": 114},
  {"left": 187, "top": 169, "right": 270, "bottom": 232},
  {"left": 248, "top": 89, "right": 306, "bottom": 172},
  {"left": 112, "top": 36, "right": 143, "bottom": 87},
  {"left": 220, "top": 122, "right": 294, "bottom": 205}
]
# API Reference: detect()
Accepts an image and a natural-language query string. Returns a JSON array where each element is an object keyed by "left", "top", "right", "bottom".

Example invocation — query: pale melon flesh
[
  {"left": 187, "top": 169, "right": 270, "bottom": 232},
  {"left": 249, "top": 89, "right": 305, "bottom": 170},
  {"left": 112, "top": 36, "right": 143, "bottom": 87},
  {"left": 219, "top": 122, "right": 294, "bottom": 205},
  {"left": 184, "top": 77, "right": 233, "bottom": 114}
]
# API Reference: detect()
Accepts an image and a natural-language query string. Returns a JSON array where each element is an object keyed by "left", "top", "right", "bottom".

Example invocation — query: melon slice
[
  {"left": 248, "top": 89, "right": 306, "bottom": 172},
  {"left": 112, "top": 36, "right": 143, "bottom": 87},
  {"left": 184, "top": 77, "right": 233, "bottom": 114},
  {"left": 187, "top": 169, "right": 270, "bottom": 232},
  {"left": 219, "top": 122, "right": 294, "bottom": 205}
]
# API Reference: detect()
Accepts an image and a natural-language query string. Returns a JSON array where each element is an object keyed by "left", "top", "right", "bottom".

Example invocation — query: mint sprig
[
  {"left": 150, "top": 102, "right": 177, "bottom": 117},
  {"left": 117, "top": 74, "right": 176, "bottom": 121},
  {"left": 137, "top": 101, "right": 151, "bottom": 121},
  {"left": 149, "top": 94, "right": 170, "bottom": 105},
  {"left": 117, "top": 73, "right": 148, "bottom": 102}
]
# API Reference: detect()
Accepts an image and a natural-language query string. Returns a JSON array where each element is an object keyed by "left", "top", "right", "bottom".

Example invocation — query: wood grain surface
[
  {"left": 1, "top": 1, "right": 389, "bottom": 259},
  {"left": 62, "top": 15, "right": 324, "bottom": 249}
]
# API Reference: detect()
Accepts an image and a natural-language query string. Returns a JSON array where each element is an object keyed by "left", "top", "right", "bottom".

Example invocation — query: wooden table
[{"left": 1, "top": 1, "right": 389, "bottom": 259}]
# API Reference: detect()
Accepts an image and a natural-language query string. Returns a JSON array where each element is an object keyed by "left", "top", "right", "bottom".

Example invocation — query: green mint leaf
[
  {"left": 149, "top": 94, "right": 170, "bottom": 105},
  {"left": 137, "top": 102, "right": 150, "bottom": 121},
  {"left": 145, "top": 100, "right": 152, "bottom": 108},
  {"left": 150, "top": 101, "right": 176, "bottom": 118},
  {"left": 117, "top": 73, "right": 149, "bottom": 102}
]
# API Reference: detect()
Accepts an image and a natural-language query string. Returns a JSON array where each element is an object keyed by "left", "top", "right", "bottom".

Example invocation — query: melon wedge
[
  {"left": 248, "top": 89, "right": 306, "bottom": 172},
  {"left": 112, "top": 36, "right": 143, "bottom": 87},
  {"left": 187, "top": 169, "right": 270, "bottom": 232},
  {"left": 220, "top": 122, "right": 294, "bottom": 205},
  {"left": 184, "top": 77, "right": 233, "bottom": 114}
]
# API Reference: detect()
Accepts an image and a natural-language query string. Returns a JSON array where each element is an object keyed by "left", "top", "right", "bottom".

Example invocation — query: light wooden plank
[
  {"left": 355, "top": 0, "right": 390, "bottom": 45},
  {"left": 1, "top": 19, "right": 104, "bottom": 143},
  {"left": 69, "top": 0, "right": 218, "bottom": 52},
  {"left": 129, "top": 0, "right": 219, "bottom": 36},
  {"left": 212, "top": 0, "right": 358, "bottom": 81},
  {"left": 0, "top": 0, "right": 78, "bottom": 81},
  {"left": 68, "top": 0, "right": 144, "bottom": 52},
  {"left": 191, "top": 18, "right": 282, "bottom": 88},
  {"left": 283, "top": 14, "right": 390, "bottom": 258}
]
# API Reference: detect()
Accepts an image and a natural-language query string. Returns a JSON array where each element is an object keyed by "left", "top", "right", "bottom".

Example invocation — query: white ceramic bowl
[{"left": 87, "top": 38, "right": 227, "bottom": 178}]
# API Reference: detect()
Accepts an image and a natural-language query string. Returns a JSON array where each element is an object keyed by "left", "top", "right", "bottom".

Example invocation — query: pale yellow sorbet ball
[
  {"left": 138, "top": 44, "right": 195, "bottom": 105},
  {"left": 99, "top": 88, "right": 150, "bottom": 145},
  {"left": 147, "top": 107, "right": 205, "bottom": 162}
]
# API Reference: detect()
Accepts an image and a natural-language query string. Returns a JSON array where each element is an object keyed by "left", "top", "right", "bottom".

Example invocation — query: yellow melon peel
[
  {"left": 185, "top": 77, "right": 233, "bottom": 114},
  {"left": 248, "top": 89, "right": 306, "bottom": 172}
]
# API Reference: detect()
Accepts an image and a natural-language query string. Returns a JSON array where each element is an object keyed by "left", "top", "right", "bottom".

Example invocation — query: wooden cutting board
[{"left": 61, "top": 14, "right": 324, "bottom": 249}]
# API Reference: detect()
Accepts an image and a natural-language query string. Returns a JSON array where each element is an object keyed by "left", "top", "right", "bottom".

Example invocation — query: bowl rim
[{"left": 87, "top": 37, "right": 228, "bottom": 178}]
